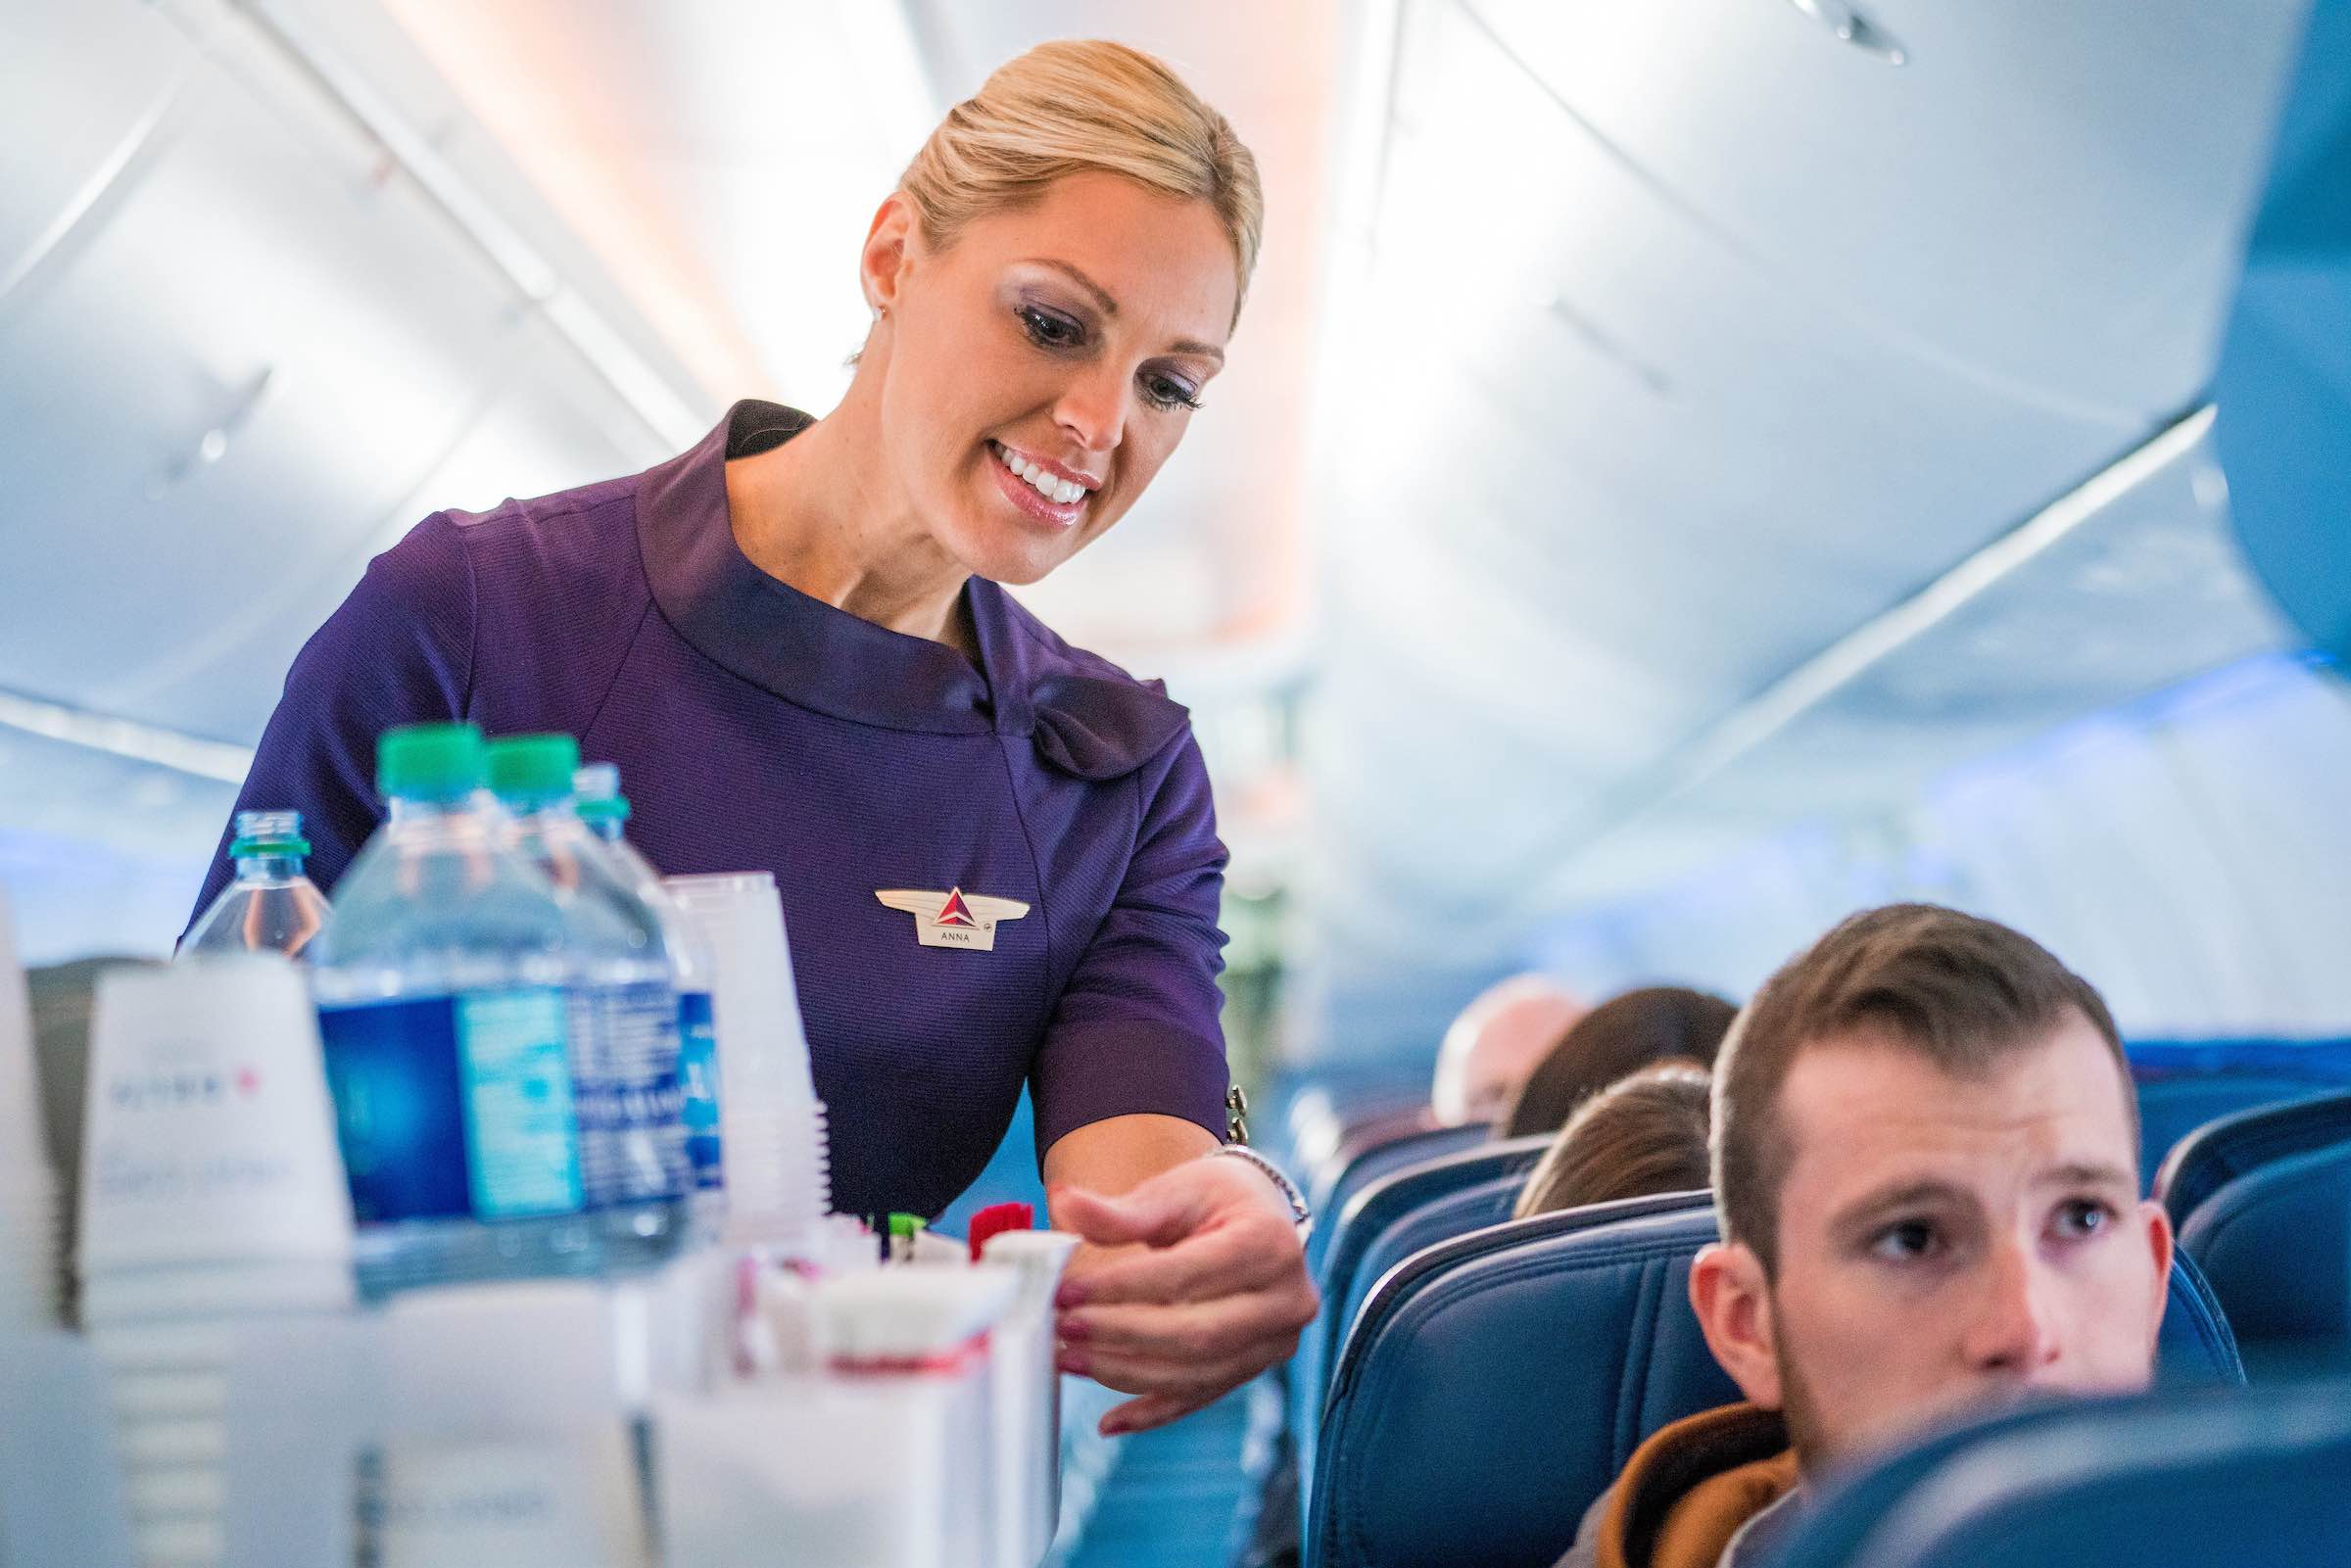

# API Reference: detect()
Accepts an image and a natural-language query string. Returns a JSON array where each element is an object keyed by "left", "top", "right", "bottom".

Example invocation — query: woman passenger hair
[
  {"left": 1497, "top": 985, "right": 1739, "bottom": 1139},
  {"left": 1512, "top": 1062, "right": 1714, "bottom": 1219}
]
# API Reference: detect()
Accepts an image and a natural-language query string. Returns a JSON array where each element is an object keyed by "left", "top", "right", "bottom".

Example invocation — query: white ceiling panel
[
  {"left": 1294, "top": 0, "right": 2308, "bottom": 1046},
  {"left": 1460, "top": 0, "right": 2308, "bottom": 417}
]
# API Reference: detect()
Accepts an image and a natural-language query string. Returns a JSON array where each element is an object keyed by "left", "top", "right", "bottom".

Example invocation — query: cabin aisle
[{"left": 1057, "top": 1387, "right": 1258, "bottom": 1568}]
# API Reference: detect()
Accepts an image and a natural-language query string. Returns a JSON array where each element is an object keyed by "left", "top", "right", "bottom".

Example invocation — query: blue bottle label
[
  {"left": 677, "top": 989, "right": 724, "bottom": 1192},
  {"left": 565, "top": 979, "right": 690, "bottom": 1207},
  {"left": 318, "top": 990, "right": 585, "bottom": 1223}
]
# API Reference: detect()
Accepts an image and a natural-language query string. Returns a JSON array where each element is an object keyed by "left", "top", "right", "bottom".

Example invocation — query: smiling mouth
[{"left": 986, "top": 440, "right": 1091, "bottom": 529}]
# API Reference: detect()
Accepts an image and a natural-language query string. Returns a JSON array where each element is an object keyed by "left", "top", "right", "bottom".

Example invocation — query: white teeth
[{"left": 995, "top": 442, "right": 1085, "bottom": 506}]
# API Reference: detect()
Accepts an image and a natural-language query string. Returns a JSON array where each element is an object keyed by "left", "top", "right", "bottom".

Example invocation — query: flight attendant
[{"left": 191, "top": 40, "right": 1315, "bottom": 1433}]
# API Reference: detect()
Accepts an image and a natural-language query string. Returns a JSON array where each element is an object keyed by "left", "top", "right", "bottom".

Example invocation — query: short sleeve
[
  {"left": 1030, "top": 731, "right": 1233, "bottom": 1157},
  {"left": 182, "top": 514, "right": 475, "bottom": 933}
]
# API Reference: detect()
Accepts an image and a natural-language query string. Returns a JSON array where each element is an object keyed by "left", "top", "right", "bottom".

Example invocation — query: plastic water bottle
[
  {"left": 309, "top": 724, "right": 599, "bottom": 1296},
  {"left": 178, "top": 810, "right": 333, "bottom": 960},
  {"left": 488, "top": 736, "right": 689, "bottom": 1270},
  {"left": 575, "top": 762, "right": 726, "bottom": 1227}
]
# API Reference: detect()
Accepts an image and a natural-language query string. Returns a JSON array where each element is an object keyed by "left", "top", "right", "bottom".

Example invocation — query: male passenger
[
  {"left": 1557, "top": 905, "right": 2174, "bottom": 1568},
  {"left": 1431, "top": 974, "right": 1587, "bottom": 1125}
]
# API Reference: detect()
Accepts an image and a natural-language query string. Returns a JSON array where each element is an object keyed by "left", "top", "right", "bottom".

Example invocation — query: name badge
[{"left": 874, "top": 887, "right": 1032, "bottom": 953}]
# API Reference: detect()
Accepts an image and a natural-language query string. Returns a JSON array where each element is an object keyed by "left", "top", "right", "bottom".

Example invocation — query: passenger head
[
  {"left": 1512, "top": 1062, "right": 1712, "bottom": 1219},
  {"left": 1498, "top": 985, "right": 1738, "bottom": 1139},
  {"left": 854, "top": 40, "right": 1262, "bottom": 586},
  {"left": 1430, "top": 974, "right": 1587, "bottom": 1126},
  {"left": 1688, "top": 905, "right": 2171, "bottom": 1473}
]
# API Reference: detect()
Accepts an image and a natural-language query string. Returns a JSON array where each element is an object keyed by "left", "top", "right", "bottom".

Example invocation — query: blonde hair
[{"left": 899, "top": 40, "right": 1264, "bottom": 318}]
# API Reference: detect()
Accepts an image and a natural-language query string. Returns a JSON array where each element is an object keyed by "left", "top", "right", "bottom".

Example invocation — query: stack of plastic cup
[
  {"left": 663, "top": 874, "right": 830, "bottom": 1254},
  {"left": 76, "top": 958, "right": 357, "bottom": 1568},
  {"left": 0, "top": 882, "right": 61, "bottom": 1333}
]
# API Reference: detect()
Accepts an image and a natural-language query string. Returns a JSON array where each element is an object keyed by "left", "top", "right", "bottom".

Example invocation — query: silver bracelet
[{"left": 1211, "top": 1143, "right": 1313, "bottom": 1234}]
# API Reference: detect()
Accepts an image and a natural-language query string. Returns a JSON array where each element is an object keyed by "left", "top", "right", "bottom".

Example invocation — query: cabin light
[
  {"left": 146, "top": 366, "right": 273, "bottom": 500},
  {"left": 1783, "top": 0, "right": 1908, "bottom": 66}
]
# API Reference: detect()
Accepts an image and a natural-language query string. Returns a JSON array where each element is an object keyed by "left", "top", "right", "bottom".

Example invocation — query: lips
[{"left": 986, "top": 441, "right": 1089, "bottom": 531}]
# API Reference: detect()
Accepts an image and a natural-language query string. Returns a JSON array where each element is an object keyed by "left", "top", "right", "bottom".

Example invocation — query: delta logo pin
[{"left": 875, "top": 886, "right": 1032, "bottom": 952}]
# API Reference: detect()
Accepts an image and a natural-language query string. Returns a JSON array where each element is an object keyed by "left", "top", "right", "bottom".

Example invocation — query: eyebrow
[
  {"left": 2038, "top": 1161, "right": 2136, "bottom": 1192},
  {"left": 1016, "top": 258, "right": 1227, "bottom": 366},
  {"left": 1833, "top": 1179, "right": 1968, "bottom": 1234}
]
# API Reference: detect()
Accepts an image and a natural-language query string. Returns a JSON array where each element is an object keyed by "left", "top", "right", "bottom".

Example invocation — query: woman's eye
[
  {"left": 1870, "top": 1219, "right": 1940, "bottom": 1263},
  {"left": 1018, "top": 305, "right": 1083, "bottom": 350},
  {"left": 2053, "top": 1200, "right": 2112, "bottom": 1242},
  {"left": 1141, "top": 373, "right": 1202, "bottom": 412}
]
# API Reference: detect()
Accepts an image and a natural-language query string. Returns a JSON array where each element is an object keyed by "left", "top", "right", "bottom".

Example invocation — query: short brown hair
[
  {"left": 1514, "top": 1062, "right": 1713, "bottom": 1219},
  {"left": 1499, "top": 986, "right": 1739, "bottom": 1139},
  {"left": 1712, "top": 904, "right": 2135, "bottom": 1275}
]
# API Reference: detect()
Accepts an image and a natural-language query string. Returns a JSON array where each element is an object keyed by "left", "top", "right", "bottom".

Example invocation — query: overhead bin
[
  {"left": 0, "top": 1, "right": 691, "bottom": 750},
  {"left": 1459, "top": 0, "right": 2309, "bottom": 414},
  {"left": 1301, "top": 0, "right": 2309, "bottom": 1020}
]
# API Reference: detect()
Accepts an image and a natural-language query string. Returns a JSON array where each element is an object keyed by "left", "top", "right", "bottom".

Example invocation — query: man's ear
[
  {"left": 860, "top": 194, "right": 917, "bottom": 316},
  {"left": 1690, "top": 1240, "right": 1784, "bottom": 1410},
  {"left": 2138, "top": 1200, "right": 2175, "bottom": 1357}
]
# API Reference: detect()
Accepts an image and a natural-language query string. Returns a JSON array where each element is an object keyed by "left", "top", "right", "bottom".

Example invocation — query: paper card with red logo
[{"left": 873, "top": 888, "right": 1032, "bottom": 953}]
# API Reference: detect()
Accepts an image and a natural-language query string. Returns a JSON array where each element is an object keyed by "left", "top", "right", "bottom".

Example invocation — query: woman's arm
[
  {"left": 1044, "top": 1112, "right": 1318, "bottom": 1435},
  {"left": 184, "top": 513, "right": 474, "bottom": 931}
]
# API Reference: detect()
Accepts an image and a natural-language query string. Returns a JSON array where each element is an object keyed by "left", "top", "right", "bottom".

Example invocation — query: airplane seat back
[
  {"left": 1308, "top": 1198, "right": 2242, "bottom": 1568},
  {"left": 1331, "top": 1171, "right": 1530, "bottom": 1384},
  {"left": 1292, "top": 1138, "right": 1551, "bottom": 1517},
  {"left": 1304, "top": 1122, "right": 1487, "bottom": 1274},
  {"left": 2175, "top": 1139, "right": 2351, "bottom": 1379},
  {"left": 1758, "top": 1377, "right": 2351, "bottom": 1568},
  {"left": 2135, "top": 1073, "right": 2346, "bottom": 1194},
  {"left": 2154, "top": 1088, "right": 2351, "bottom": 1225}
]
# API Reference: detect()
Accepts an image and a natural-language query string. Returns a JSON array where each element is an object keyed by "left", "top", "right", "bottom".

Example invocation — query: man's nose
[{"left": 1962, "top": 1237, "right": 2062, "bottom": 1376}]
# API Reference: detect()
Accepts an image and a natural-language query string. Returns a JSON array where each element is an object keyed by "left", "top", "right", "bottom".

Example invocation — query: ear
[
  {"left": 2137, "top": 1199, "right": 2175, "bottom": 1355},
  {"left": 860, "top": 194, "right": 917, "bottom": 315},
  {"left": 1690, "top": 1241, "right": 1784, "bottom": 1410}
]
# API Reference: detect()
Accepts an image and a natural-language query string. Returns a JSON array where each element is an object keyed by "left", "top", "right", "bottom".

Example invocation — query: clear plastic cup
[{"left": 662, "top": 874, "right": 830, "bottom": 1251}]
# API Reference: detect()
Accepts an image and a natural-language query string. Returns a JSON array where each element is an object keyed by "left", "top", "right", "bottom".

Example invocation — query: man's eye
[
  {"left": 1018, "top": 305, "right": 1083, "bottom": 349},
  {"left": 1870, "top": 1219, "right": 1940, "bottom": 1262},
  {"left": 2053, "top": 1200, "right": 2113, "bottom": 1241}
]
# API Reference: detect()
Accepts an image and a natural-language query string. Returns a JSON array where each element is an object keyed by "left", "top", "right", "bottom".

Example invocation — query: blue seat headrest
[
  {"left": 2155, "top": 1088, "right": 2351, "bottom": 1225},
  {"left": 1758, "top": 1376, "right": 2351, "bottom": 1568},
  {"left": 2176, "top": 1139, "right": 2351, "bottom": 1379},
  {"left": 1305, "top": 1122, "right": 1487, "bottom": 1272},
  {"left": 2134, "top": 1076, "right": 2343, "bottom": 1192},
  {"left": 1309, "top": 1195, "right": 2241, "bottom": 1568}
]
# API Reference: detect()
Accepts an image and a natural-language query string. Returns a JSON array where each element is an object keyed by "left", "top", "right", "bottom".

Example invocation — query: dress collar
[{"left": 634, "top": 401, "right": 1188, "bottom": 781}]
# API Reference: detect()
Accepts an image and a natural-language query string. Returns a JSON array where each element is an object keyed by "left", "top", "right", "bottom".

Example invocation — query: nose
[
  {"left": 1961, "top": 1236, "right": 2062, "bottom": 1377},
  {"left": 1053, "top": 361, "right": 1128, "bottom": 457}
]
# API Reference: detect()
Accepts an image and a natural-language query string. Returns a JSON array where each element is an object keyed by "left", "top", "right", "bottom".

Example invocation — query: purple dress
[{"left": 192, "top": 402, "right": 1231, "bottom": 1218}]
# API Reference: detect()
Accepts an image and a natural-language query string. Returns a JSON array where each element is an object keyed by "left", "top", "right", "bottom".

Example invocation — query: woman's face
[{"left": 862, "top": 170, "right": 1240, "bottom": 586}]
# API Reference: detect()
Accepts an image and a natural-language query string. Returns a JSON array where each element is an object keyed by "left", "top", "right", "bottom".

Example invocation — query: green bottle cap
[
  {"left": 485, "top": 734, "right": 582, "bottom": 804},
  {"left": 229, "top": 809, "right": 312, "bottom": 858},
  {"left": 888, "top": 1212, "right": 927, "bottom": 1240},
  {"left": 376, "top": 724, "right": 486, "bottom": 802},
  {"left": 573, "top": 763, "right": 632, "bottom": 824}
]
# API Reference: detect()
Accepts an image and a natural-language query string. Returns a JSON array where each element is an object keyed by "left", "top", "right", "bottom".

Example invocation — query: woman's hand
[{"left": 1050, "top": 1154, "right": 1319, "bottom": 1435}]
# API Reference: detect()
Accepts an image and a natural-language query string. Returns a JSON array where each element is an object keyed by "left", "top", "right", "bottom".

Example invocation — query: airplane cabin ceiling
[
  {"left": 0, "top": 0, "right": 2328, "bottom": 1029},
  {"left": 1296, "top": 0, "right": 2312, "bottom": 1053}
]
